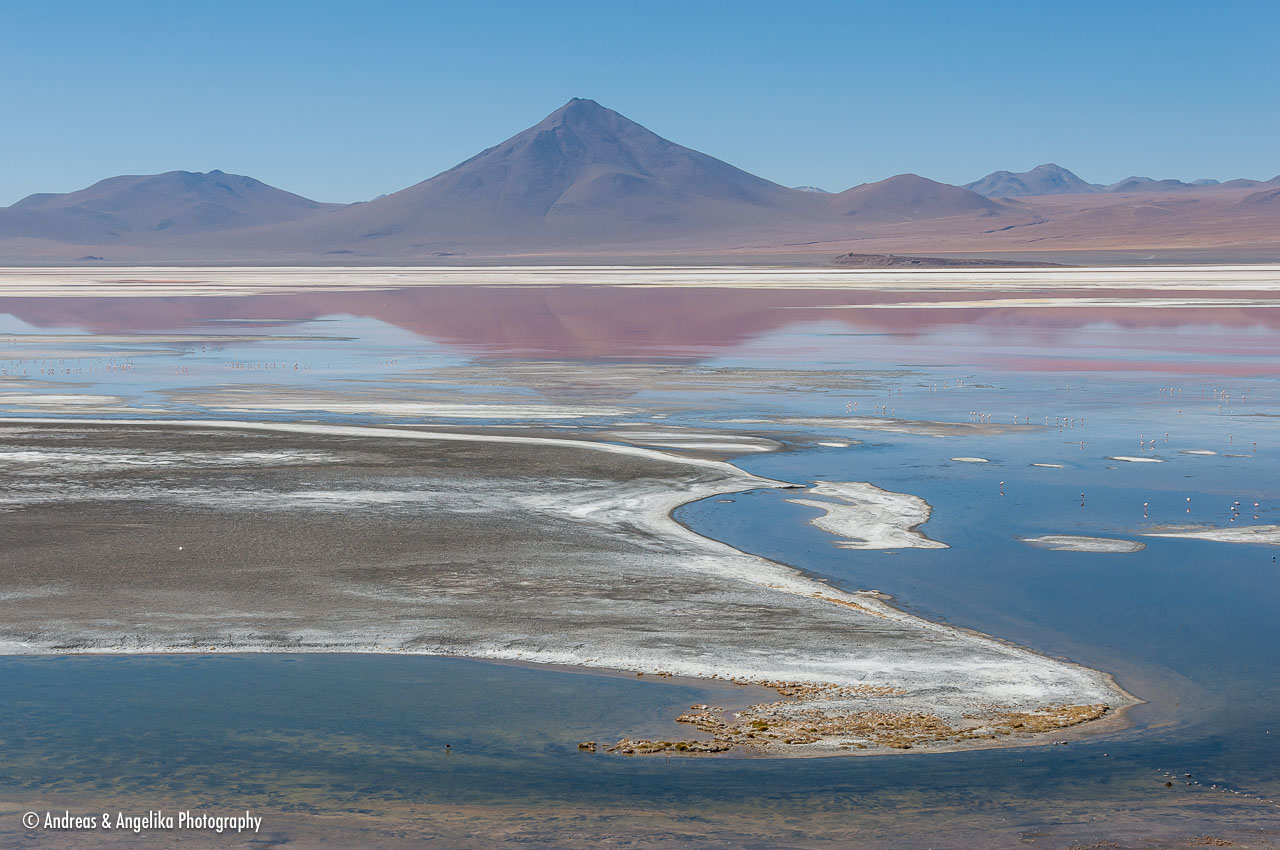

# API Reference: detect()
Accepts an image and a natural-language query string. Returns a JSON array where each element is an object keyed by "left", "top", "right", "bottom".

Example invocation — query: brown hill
[
  {"left": 828, "top": 174, "right": 1015, "bottom": 223},
  {"left": 0, "top": 170, "right": 337, "bottom": 245},
  {"left": 965, "top": 164, "right": 1102, "bottom": 198}
]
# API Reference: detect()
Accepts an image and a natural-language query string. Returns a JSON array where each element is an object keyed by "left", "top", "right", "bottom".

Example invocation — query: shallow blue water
[{"left": 1, "top": 285, "right": 1278, "bottom": 841}]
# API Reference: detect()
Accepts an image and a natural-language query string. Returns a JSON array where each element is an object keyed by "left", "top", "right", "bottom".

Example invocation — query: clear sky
[{"left": 2, "top": 0, "right": 1277, "bottom": 205}]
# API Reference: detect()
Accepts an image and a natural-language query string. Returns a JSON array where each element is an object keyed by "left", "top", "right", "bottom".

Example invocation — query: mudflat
[{"left": 0, "top": 420, "right": 1130, "bottom": 755}]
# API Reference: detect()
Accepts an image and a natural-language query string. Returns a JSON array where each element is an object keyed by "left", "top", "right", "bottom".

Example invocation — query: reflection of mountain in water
[{"left": 4, "top": 287, "right": 1280, "bottom": 368}]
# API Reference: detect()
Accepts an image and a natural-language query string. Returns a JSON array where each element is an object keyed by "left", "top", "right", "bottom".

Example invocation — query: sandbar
[
  {"left": 600, "top": 428, "right": 780, "bottom": 454},
  {"left": 785, "top": 481, "right": 948, "bottom": 550},
  {"left": 1020, "top": 535, "right": 1146, "bottom": 553},
  {"left": 724, "top": 416, "right": 1034, "bottom": 437},
  {"left": 1143, "top": 524, "right": 1280, "bottom": 546}
]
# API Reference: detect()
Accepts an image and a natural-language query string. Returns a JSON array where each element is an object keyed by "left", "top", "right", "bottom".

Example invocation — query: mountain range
[
  {"left": 963, "top": 163, "right": 1276, "bottom": 198},
  {"left": 1, "top": 98, "right": 1277, "bottom": 263}
]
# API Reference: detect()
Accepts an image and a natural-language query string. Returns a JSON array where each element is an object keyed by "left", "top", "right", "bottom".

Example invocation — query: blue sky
[{"left": 2, "top": 0, "right": 1277, "bottom": 204}]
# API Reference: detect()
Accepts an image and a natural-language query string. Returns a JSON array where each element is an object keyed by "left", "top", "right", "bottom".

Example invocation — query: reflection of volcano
[{"left": 3, "top": 286, "right": 1280, "bottom": 368}]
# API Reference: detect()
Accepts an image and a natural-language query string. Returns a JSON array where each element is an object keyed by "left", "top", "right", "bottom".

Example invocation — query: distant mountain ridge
[
  {"left": 968, "top": 164, "right": 1274, "bottom": 198},
  {"left": 212, "top": 99, "right": 1015, "bottom": 255},
  {"left": 0, "top": 99, "right": 1277, "bottom": 261},
  {"left": 1105, "top": 175, "right": 1267, "bottom": 193}
]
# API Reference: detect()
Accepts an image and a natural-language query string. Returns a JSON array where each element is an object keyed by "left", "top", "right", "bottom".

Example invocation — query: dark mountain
[
  {"left": 292, "top": 98, "right": 829, "bottom": 251},
  {"left": 829, "top": 174, "right": 1013, "bottom": 222},
  {"left": 965, "top": 163, "right": 1101, "bottom": 198},
  {"left": 0, "top": 170, "right": 337, "bottom": 244}
]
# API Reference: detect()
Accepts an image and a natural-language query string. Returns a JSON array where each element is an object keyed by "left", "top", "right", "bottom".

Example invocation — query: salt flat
[
  {"left": 0, "top": 419, "right": 1130, "bottom": 755},
  {"left": 0, "top": 265, "right": 1278, "bottom": 298}
]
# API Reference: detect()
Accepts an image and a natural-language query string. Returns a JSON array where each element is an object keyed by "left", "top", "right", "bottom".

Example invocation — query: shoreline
[
  {"left": 0, "top": 416, "right": 1138, "bottom": 756},
  {"left": 0, "top": 648, "right": 1141, "bottom": 761}
]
